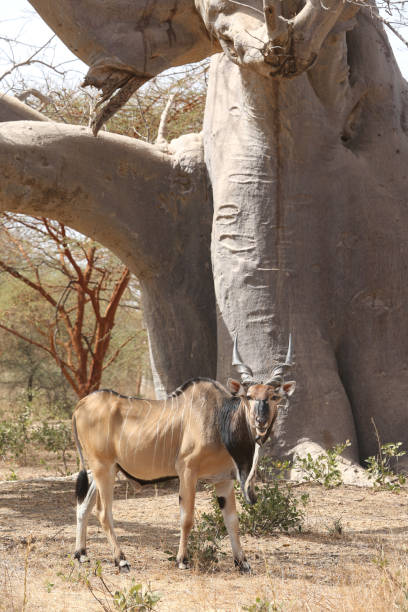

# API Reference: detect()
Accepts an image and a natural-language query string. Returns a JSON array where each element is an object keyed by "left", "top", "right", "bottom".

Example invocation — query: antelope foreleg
[
  {"left": 74, "top": 478, "right": 97, "bottom": 563},
  {"left": 176, "top": 467, "right": 198, "bottom": 569},
  {"left": 215, "top": 480, "right": 251, "bottom": 573}
]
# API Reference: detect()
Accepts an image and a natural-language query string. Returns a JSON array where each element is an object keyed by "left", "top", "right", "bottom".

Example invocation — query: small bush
[
  {"left": 201, "top": 487, "right": 227, "bottom": 536},
  {"left": 113, "top": 581, "right": 161, "bottom": 611},
  {"left": 257, "top": 457, "right": 292, "bottom": 483},
  {"left": 237, "top": 481, "right": 308, "bottom": 536},
  {"left": 4, "top": 468, "right": 19, "bottom": 481},
  {"left": 188, "top": 509, "right": 227, "bottom": 571},
  {"left": 236, "top": 460, "right": 308, "bottom": 536},
  {"left": 32, "top": 420, "right": 73, "bottom": 473},
  {"left": 0, "top": 409, "right": 31, "bottom": 463},
  {"left": 365, "top": 442, "right": 406, "bottom": 491},
  {"left": 0, "top": 408, "right": 73, "bottom": 473},
  {"left": 293, "top": 440, "right": 351, "bottom": 488},
  {"left": 164, "top": 488, "right": 227, "bottom": 571},
  {"left": 166, "top": 468, "right": 308, "bottom": 569}
]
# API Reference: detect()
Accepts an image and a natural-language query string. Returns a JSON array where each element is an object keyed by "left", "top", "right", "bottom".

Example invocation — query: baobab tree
[{"left": 0, "top": 0, "right": 407, "bottom": 481}]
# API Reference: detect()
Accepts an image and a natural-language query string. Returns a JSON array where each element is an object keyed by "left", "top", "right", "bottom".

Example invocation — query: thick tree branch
[
  {"left": 0, "top": 94, "right": 50, "bottom": 122},
  {"left": 29, "top": 0, "right": 214, "bottom": 133},
  {"left": 0, "top": 120, "right": 215, "bottom": 397},
  {"left": 0, "top": 121, "right": 200, "bottom": 278}
]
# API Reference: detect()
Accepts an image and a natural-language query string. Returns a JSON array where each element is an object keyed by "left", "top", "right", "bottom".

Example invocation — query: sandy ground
[{"left": 1, "top": 459, "right": 408, "bottom": 611}]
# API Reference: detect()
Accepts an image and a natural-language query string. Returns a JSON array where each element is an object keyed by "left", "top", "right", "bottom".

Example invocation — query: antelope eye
[{"left": 272, "top": 395, "right": 279, "bottom": 401}]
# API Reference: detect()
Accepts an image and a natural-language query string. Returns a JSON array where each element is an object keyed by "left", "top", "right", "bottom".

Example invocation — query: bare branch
[
  {"left": 0, "top": 36, "right": 58, "bottom": 83},
  {"left": 156, "top": 93, "right": 176, "bottom": 145}
]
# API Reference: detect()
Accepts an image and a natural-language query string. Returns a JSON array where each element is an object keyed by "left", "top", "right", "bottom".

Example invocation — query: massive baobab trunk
[
  {"left": 205, "top": 22, "right": 408, "bottom": 465},
  {"left": 0, "top": 0, "right": 407, "bottom": 477}
]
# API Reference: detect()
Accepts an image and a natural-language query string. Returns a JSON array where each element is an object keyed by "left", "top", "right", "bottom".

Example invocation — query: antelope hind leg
[{"left": 74, "top": 478, "right": 97, "bottom": 563}]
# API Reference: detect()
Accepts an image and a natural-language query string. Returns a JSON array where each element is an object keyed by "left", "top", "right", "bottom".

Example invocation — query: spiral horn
[{"left": 232, "top": 335, "right": 254, "bottom": 384}]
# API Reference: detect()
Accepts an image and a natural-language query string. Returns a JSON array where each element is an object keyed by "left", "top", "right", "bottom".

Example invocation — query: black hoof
[
  {"left": 74, "top": 549, "right": 89, "bottom": 564},
  {"left": 119, "top": 560, "right": 130, "bottom": 573},
  {"left": 176, "top": 557, "right": 189, "bottom": 570},
  {"left": 234, "top": 558, "right": 251, "bottom": 573},
  {"left": 115, "top": 558, "right": 130, "bottom": 573}
]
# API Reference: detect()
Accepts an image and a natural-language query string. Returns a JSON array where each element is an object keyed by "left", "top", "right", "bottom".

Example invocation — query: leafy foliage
[
  {"left": 193, "top": 464, "right": 308, "bottom": 545},
  {"left": 236, "top": 459, "right": 308, "bottom": 536},
  {"left": 293, "top": 440, "right": 351, "bottom": 488},
  {"left": 31, "top": 420, "right": 73, "bottom": 472},
  {"left": 237, "top": 485, "right": 308, "bottom": 537},
  {"left": 201, "top": 487, "right": 228, "bottom": 536},
  {"left": 0, "top": 406, "right": 73, "bottom": 472},
  {"left": 113, "top": 581, "right": 161, "bottom": 611},
  {"left": 63, "top": 559, "right": 161, "bottom": 611},
  {"left": 365, "top": 442, "right": 406, "bottom": 491},
  {"left": 0, "top": 409, "right": 31, "bottom": 463},
  {"left": 187, "top": 507, "right": 227, "bottom": 572}
]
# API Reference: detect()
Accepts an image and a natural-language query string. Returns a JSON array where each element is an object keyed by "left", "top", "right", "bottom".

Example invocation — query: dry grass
[{"left": 1, "top": 458, "right": 408, "bottom": 611}]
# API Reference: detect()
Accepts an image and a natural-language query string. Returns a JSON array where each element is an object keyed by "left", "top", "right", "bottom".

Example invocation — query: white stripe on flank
[
  {"left": 133, "top": 400, "right": 153, "bottom": 459},
  {"left": 152, "top": 400, "right": 167, "bottom": 467},
  {"left": 119, "top": 401, "right": 132, "bottom": 453},
  {"left": 105, "top": 396, "right": 111, "bottom": 450}
]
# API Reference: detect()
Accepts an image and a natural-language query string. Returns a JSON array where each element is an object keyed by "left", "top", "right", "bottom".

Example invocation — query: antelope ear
[
  {"left": 227, "top": 378, "right": 246, "bottom": 397},
  {"left": 282, "top": 381, "right": 296, "bottom": 396}
]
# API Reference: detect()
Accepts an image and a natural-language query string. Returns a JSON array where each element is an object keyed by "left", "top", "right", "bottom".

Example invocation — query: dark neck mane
[
  {"left": 168, "top": 377, "right": 219, "bottom": 398},
  {"left": 218, "top": 396, "right": 255, "bottom": 479}
]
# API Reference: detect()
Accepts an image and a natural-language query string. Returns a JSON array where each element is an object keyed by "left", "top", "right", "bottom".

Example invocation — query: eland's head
[
  {"left": 229, "top": 334, "right": 296, "bottom": 442},
  {"left": 224, "top": 334, "right": 296, "bottom": 505}
]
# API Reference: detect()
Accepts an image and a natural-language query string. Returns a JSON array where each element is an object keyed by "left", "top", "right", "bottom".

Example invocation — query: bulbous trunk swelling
[
  {"left": 204, "top": 9, "right": 408, "bottom": 462},
  {"left": 29, "top": 0, "right": 212, "bottom": 78}
]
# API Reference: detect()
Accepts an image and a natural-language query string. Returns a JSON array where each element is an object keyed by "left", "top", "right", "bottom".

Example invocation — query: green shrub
[
  {"left": 5, "top": 468, "right": 19, "bottom": 481},
  {"left": 32, "top": 420, "right": 73, "bottom": 473},
  {"left": 165, "top": 467, "right": 308, "bottom": 569},
  {"left": 293, "top": 440, "right": 351, "bottom": 488},
  {"left": 113, "top": 581, "right": 161, "bottom": 611},
  {"left": 187, "top": 509, "right": 227, "bottom": 571},
  {"left": 365, "top": 442, "right": 406, "bottom": 491},
  {"left": 0, "top": 409, "right": 31, "bottom": 462},
  {"left": 0, "top": 408, "right": 73, "bottom": 472},
  {"left": 233, "top": 459, "right": 308, "bottom": 536},
  {"left": 200, "top": 487, "right": 227, "bottom": 536},
  {"left": 237, "top": 481, "right": 308, "bottom": 536}
]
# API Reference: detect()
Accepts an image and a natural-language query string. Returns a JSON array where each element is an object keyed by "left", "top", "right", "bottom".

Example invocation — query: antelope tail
[{"left": 72, "top": 414, "right": 89, "bottom": 504}]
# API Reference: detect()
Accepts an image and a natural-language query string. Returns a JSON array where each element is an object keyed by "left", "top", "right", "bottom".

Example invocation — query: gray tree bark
[
  {"left": 0, "top": 95, "right": 49, "bottom": 122},
  {"left": 0, "top": 119, "right": 216, "bottom": 396},
  {"left": 205, "top": 16, "right": 408, "bottom": 467},
  {"left": 1, "top": 1, "right": 407, "bottom": 478}
]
